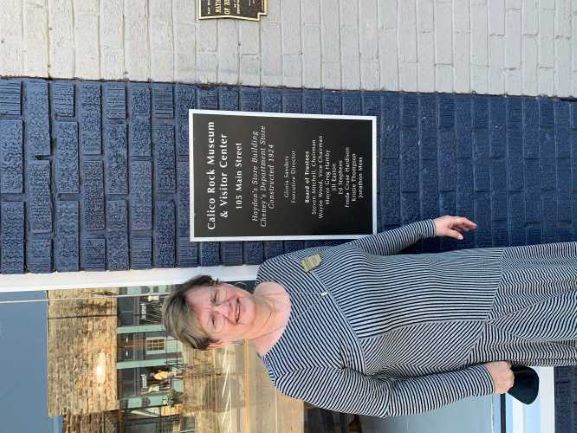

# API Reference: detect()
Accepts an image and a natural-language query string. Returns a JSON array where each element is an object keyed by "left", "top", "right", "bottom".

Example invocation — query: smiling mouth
[{"left": 236, "top": 299, "right": 240, "bottom": 323}]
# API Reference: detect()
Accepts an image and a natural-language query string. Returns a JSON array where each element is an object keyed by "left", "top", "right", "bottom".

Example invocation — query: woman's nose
[{"left": 213, "top": 300, "right": 232, "bottom": 317}]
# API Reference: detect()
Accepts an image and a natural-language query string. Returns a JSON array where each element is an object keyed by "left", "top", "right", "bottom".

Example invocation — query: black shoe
[{"left": 507, "top": 366, "right": 539, "bottom": 405}]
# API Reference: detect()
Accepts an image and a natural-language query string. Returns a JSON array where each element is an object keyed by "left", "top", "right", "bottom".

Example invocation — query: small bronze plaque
[{"left": 199, "top": 0, "right": 267, "bottom": 21}]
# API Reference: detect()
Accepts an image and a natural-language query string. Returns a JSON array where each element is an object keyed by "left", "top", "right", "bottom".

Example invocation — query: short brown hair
[{"left": 162, "top": 275, "right": 219, "bottom": 350}]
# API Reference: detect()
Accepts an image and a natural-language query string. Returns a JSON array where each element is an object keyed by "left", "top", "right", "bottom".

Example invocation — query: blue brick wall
[
  {"left": 1, "top": 78, "right": 577, "bottom": 271},
  {"left": 1, "top": 78, "right": 576, "bottom": 428}
]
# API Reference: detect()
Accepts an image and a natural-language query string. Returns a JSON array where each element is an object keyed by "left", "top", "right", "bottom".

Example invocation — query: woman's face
[{"left": 184, "top": 283, "right": 261, "bottom": 347}]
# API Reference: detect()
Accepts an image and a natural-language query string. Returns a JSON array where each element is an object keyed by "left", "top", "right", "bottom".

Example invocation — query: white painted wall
[{"left": 1, "top": 0, "right": 576, "bottom": 97}]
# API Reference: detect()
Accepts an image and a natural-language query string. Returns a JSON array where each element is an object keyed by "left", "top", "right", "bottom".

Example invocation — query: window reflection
[{"left": 41, "top": 282, "right": 346, "bottom": 433}]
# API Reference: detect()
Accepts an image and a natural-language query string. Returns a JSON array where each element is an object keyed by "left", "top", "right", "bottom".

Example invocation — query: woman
[{"left": 162, "top": 216, "right": 577, "bottom": 417}]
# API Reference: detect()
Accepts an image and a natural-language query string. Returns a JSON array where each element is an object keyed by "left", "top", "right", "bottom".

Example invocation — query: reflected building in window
[
  {"left": 46, "top": 282, "right": 308, "bottom": 433},
  {"left": 47, "top": 286, "right": 195, "bottom": 433}
]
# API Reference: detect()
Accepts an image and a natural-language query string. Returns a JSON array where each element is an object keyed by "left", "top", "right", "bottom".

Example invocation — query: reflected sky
[{"left": 0, "top": 290, "right": 60, "bottom": 433}]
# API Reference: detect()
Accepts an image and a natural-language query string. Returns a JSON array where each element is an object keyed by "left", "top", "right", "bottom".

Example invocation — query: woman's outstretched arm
[
  {"left": 346, "top": 216, "right": 477, "bottom": 255},
  {"left": 346, "top": 220, "right": 436, "bottom": 255},
  {"left": 273, "top": 362, "right": 503, "bottom": 417}
]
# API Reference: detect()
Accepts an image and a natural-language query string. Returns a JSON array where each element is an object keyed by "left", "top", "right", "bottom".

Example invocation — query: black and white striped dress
[{"left": 255, "top": 220, "right": 577, "bottom": 417}]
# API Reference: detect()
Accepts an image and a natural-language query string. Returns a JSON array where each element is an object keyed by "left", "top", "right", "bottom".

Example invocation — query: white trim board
[
  {"left": 0, "top": 266, "right": 260, "bottom": 292},
  {"left": 505, "top": 367, "right": 556, "bottom": 433}
]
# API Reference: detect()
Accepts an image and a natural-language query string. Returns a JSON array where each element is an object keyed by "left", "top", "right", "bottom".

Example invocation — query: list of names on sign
[
  {"left": 198, "top": 0, "right": 267, "bottom": 21},
  {"left": 190, "top": 110, "right": 376, "bottom": 241}
]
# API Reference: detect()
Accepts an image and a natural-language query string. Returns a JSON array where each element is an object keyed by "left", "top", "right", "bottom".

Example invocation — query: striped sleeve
[
  {"left": 345, "top": 220, "right": 436, "bottom": 256},
  {"left": 274, "top": 364, "right": 495, "bottom": 417}
]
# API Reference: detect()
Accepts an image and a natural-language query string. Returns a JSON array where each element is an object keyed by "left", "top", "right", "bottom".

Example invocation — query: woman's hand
[
  {"left": 484, "top": 361, "right": 515, "bottom": 394},
  {"left": 433, "top": 215, "right": 477, "bottom": 240}
]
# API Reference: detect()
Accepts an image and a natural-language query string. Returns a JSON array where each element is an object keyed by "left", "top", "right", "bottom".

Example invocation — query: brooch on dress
[{"left": 300, "top": 254, "right": 322, "bottom": 272}]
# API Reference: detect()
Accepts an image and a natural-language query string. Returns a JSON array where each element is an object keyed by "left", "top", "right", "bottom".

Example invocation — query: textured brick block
[
  {"left": 381, "top": 93, "right": 400, "bottom": 159},
  {"left": 51, "top": 82, "right": 75, "bottom": 117},
  {"left": 539, "top": 98, "right": 555, "bottom": 128},
  {"left": 264, "top": 241, "right": 284, "bottom": 260},
  {"left": 491, "top": 188, "right": 508, "bottom": 221},
  {"left": 243, "top": 241, "right": 264, "bottom": 265},
  {"left": 507, "top": 97, "right": 522, "bottom": 130},
  {"left": 524, "top": 159, "right": 542, "bottom": 223},
  {"left": 262, "top": 88, "right": 282, "bottom": 112},
  {"left": 129, "top": 117, "right": 151, "bottom": 158},
  {"left": 302, "top": 89, "right": 322, "bottom": 113},
  {"left": 558, "top": 191, "right": 572, "bottom": 223},
  {"left": 176, "top": 84, "right": 196, "bottom": 157},
  {"left": 221, "top": 242, "right": 244, "bottom": 265},
  {"left": 570, "top": 103, "right": 577, "bottom": 129},
  {"left": 177, "top": 161, "right": 190, "bottom": 235},
  {"left": 107, "top": 231, "right": 129, "bottom": 270},
  {"left": 490, "top": 159, "right": 507, "bottom": 192},
  {"left": 0, "top": 80, "right": 21, "bottom": 115},
  {"left": 508, "top": 193, "right": 525, "bottom": 246},
  {"left": 131, "top": 236, "right": 153, "bottom": 269},
  {"left": 55, "top": 122, "right": 79, "bottom": 193},
  {"left": 0, "top": 120, "right": 23, "bottom": 193},
  {"left": 380, "top": 159, "right": 401, "bottom": 226},
  {"left": 361, "top": 93, "right": 380, "bottom": 117},
  {"left": 401, "top": 94, "right": 418, "bottom": 127},
  {"left": 200, "top": 242, "right": 221, "bottom": 266},
  {"left": 555, "top": 103, "right": 571, "bottom": 159},
  {"left": 104, "top": 122, "right": 128, "bottom": 194},
  {"left": 83, "top": 161, "right": 105, "bottom": 231},
  {"left": 420, "top": 164, "right": 439, "bottom": 218},
  {"left": 420, "top": 126, "right": 437, "bottom": 163},
  {"left": 438, "top": 95, "right": 455, "bottom": 129},
  {"left": 153, "top": 124, "right": 176, "bottom": 193},
  {"left": 342, "top": 92, "right": 361, "bottom": 115},
  {"left": 491, "top": 218, "right": 509, "bottom": 247},
  {"left": 79, "top": 83, "right": 102, "bottom": 155},
  {"left": 177, "top": 238, "right": 198, "bottom": 267},
  {"left": 400, "top": 129, "right": 419, "bottom": 192},
  {"left": 218, "top": 87, "right": 239, "bottom": 111},
  {"left": 128, "top": 84, "right": 151, "bottom": 117},
  {"left": 152, "top": 84, "right": 174, "bottom": 118},
  {"left": 401, "top": 192, "right": 420, "bottom": 224},
  {"left": 473, "top": 130, "right": 490, "bottom": 192},
  {"left": 239, "top": 87, "right": 261, "bottom": 111},
  {"left": 489, "top": 98, "right": 506, "bottom": 159},
  {"left": 457, "top": 159, "right": 474, "bottom": 217},
  {"left": 472, "top": 97, "right": 489, "bottom": 129},
  {"left": 439, "top": 191, "right": 456, "bottom": 217},
  {"left": 107, "top": 200, "right": 128, "bottom": 232},
  {"left": 542, "top": 194, "right": 558, "bottom": 243},
  {"left": 506, "top": 132, "right": 523, "bottom": 192},
  {"left": 540, "top": 130, "right": 556, "bottom": 191},
  {"left": 129, "top": 161, "right": 152, "bottom": 231},
  {"left": 557, "top": 157, "right": 571, "bottom": 195},
  {"left": 25, "top": 81, "right": 51, "bottom": 156},
  {"left": 473, "top": 193, "right": 492, "bottom": 247},
  {"left": 455, "top": 95, "right": 472, "bottom": 128},
  {"left": 27, "top": 238, "right": 52, "bottom": 273},
  {"left": 155, "top": 201, "right": 176, "bottom": 267},
  {"left": 438, "top": 131, "right": 456, "bottom": 191},
  {"left": 82, "top": 238, "right": 106, "bottom": 270},
  {"left": 1, "top": 202, "right": 25, "bottom": 273},
  {"left": 282, "top": 89, "right": 303, "bottom": 113},
  {"left": 197, "top": 87, "right": 219, "bottom": 110},
  {"left": 284, "top": 240, "right": 305, "bottom": 253},
  {"left": 28, "top": 160, "right": 52, "bottom": 234},
  {"left": 55, "top": 201, "right": 79, "bottom": 272},
  {"left": 322, "top": 91, "right": 342, "bottom": 114},
  {"left": 104, "top": 83, "right": 127, "bottom": 120}
]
